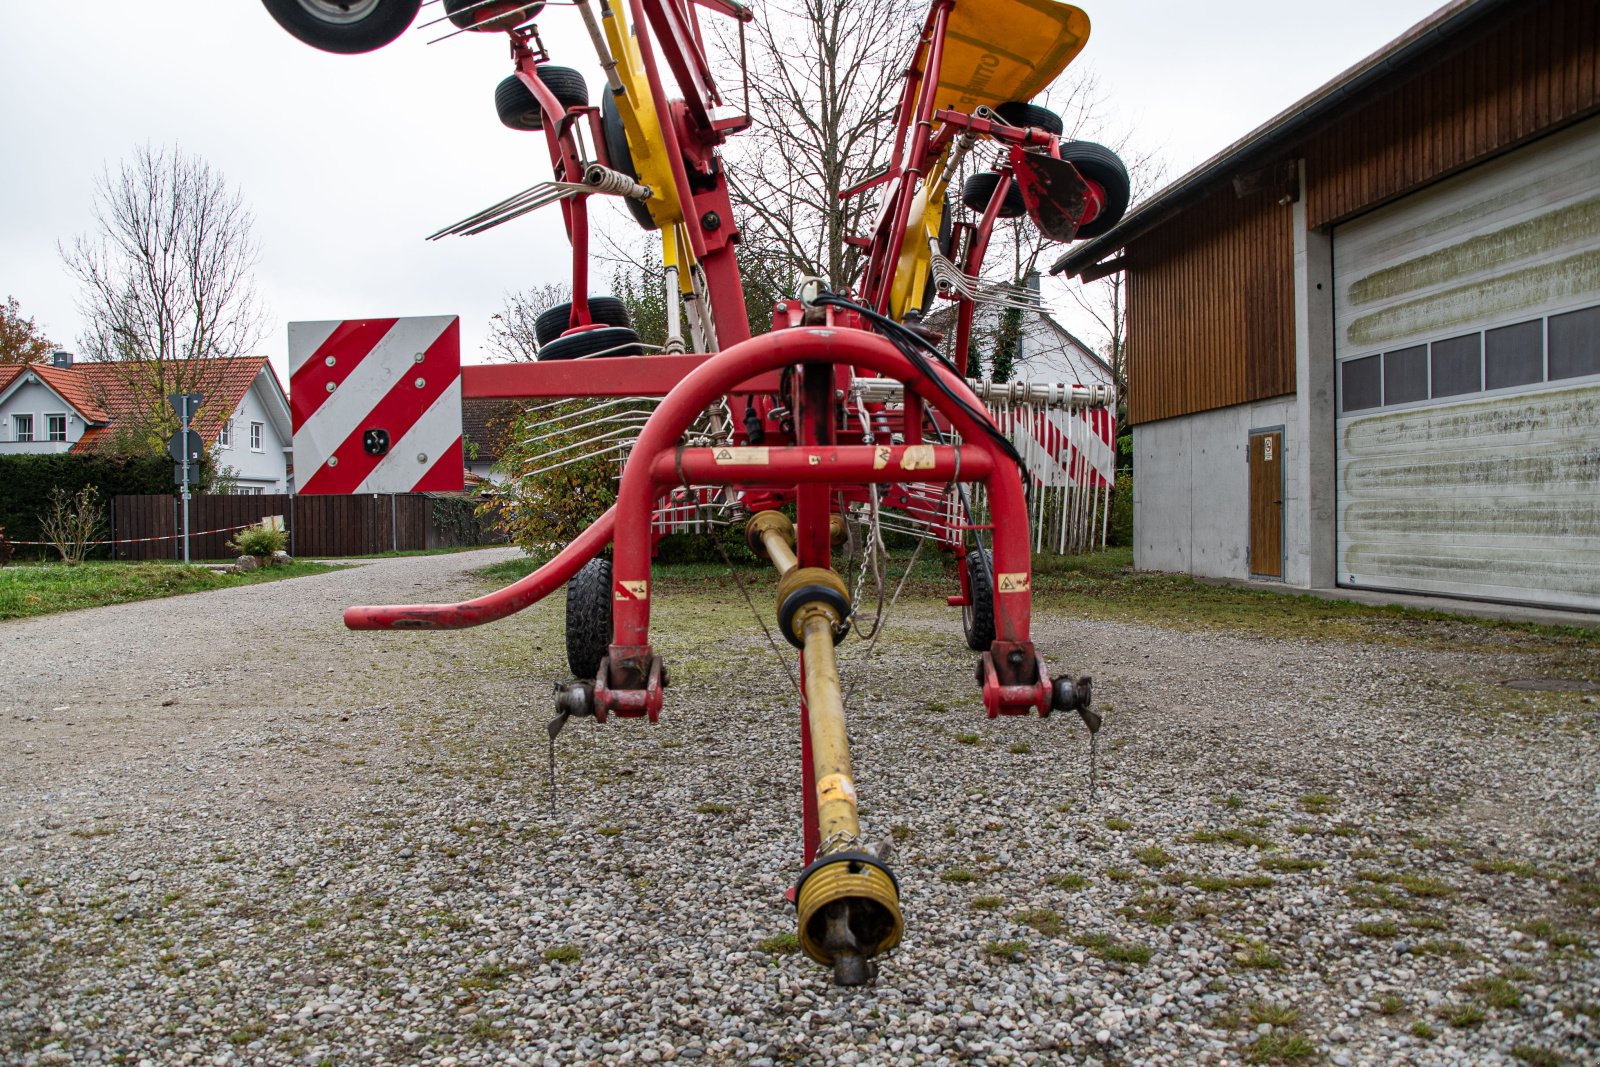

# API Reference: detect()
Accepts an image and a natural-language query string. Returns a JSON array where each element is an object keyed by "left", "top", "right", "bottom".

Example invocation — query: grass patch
[
  {"left": 1471, "top": 857, "right": 1546, "bottom": 878},
  {"left": 940, "top": 867, "right": 977, "bottom": 884},
  {"left": 1007, "top": 741, "right": 1032, "bottom": 755},
  {"left": 1105, "top": 867, "right": 1137, "bottom": 883},
  {"left": 1298, "top": 793, "right": 1337, "bottom": 815},
  {"left": 0, "top": 560, "right": 334, "bottom": 620},
  {"left": 757, "top": 932, "right": 799, "bottom": 954},
  {"left": 1355, "top": 919, "right": 1399, "bottom": 939},
  {"left": 542, "top": 944, "right": 581, "bottom": 964},
  {"left": 971, "top": 895, "right": 1003, "bottom": 911},
  {"left": 1103, "top": 817, "right": 1133, "bottom": 832},
  {"left": 1134, "top": 846, "right": 1173, "bottom": 868},
  {"left": 695, "top": 802, "right": 733, "bottom": 815},
  {"left": 1248, "top": 1002, "right": 1300, "bottom": 1027},
  {"left": 985, "top": 939, "right": 1028, "bottom": 960},
  {"left": 1188, "top": 827, "right": 1275, "bottom": 849},
  {"left": 1243, "top": 1031, "right": 1316, "bottom": 1063},
  {"left": 1259, "top": 855, "right": 1325, "bottom": 873},
  {"left": 1510, "top": 1047, "right": 1563, "bottom": 1067},
  {"left": 596, "top": 826, "right": 623, "bottom": 837},
  {"left": 1518, "top": 919, "right": 1586, "bottom": 949},
  {"left": 1397, "top": 874, "right": 1454, "bottom": 898},
  {"left": 1377, "top": 994, "right": 1406, "bottom": 1015},
  {"left": 1016, "top": 908, "right": 1065, "bottom": 936},
  {"left": 1074, "top": 933, "right": 1152, "bottom": 965},
  {"left": 891, "top": 825, "right": 912, "bottom": 843},
  {"left": 1460, "top": 976, "right": 1521, "bottom": 1009},
  {"left": 1410, "top": 1021, "right": 1435, "bottom": 1039},
  {"left": 1190, "top": 873, "right": 1275, "bottom": 892},
  {"left": 1223, "top": 794, "right": 1245, "bottom": 809},
  {"left": 954, "top": 732, "right": 981, "bottom": 746},
  {"left": 1235, "top": 941, "right": 1285, "bottom": 969},
  {"left": 1048, "top": 873, "right": 1090, "bottom": 890},
  {"left": 1118, "top": 895, "right": 1178, "bottom": 926},
  {"left": 1441, "top": 1002, "right": 1487, "bottom": 1028}
]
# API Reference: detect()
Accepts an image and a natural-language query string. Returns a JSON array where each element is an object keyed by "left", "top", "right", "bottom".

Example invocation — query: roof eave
[{"left": 1051, "top": 0, "right": 1515, "bottom": 278}]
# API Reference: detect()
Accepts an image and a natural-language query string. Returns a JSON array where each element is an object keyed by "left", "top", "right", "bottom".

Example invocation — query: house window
[
  {"left": 250, "top": 422, "right": 264, "bottom": 451},
  {"left": 13, "top": 414, "right": 33, "bottom": 442},
  {"left": 219, "top": 419, "right": 234, "bottom": 448},
  {"left": 46, "top": 414, "right": 67, "bottom": 442}
]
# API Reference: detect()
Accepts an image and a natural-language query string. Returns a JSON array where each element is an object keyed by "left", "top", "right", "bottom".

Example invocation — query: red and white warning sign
[{"left": 289, "top": 316, "right": 464, "bottom": 495}]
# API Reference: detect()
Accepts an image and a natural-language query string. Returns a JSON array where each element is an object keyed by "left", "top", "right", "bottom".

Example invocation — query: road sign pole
[{"left": 180, "top": 401, "right": 191, "bottom": 565}]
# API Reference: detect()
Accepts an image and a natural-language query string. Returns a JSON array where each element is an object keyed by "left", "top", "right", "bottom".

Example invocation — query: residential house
[
  {"left": 926, "top": 293, "right": 1116, "bottom": 389},
  {"left": 0, "top": 352, "right": 294, "bottom": 493}
]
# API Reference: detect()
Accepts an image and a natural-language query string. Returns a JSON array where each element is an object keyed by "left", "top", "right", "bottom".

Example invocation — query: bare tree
[
  {"left": 486, "top": 283, "right": 570, "bottom": 361},
  {"left": 716, "top": 0, "right": 921, "bottom": 289},
  {"left": 60, "top": 144, "right": 265, "bottom": 448},
  {"left": 1063, "top": 145, "right": 1168, "bottom": 417},
  {"left": 38, "top": 486, "right": 106, "bottom": 566},
  {"left": 0, "top": 296, "right": 57, "bottom": 365}
]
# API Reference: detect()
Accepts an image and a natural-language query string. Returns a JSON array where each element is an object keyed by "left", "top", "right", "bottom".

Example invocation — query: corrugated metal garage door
[{"left": 1332, "top": 116, "right": 1600, "bottom": 610}]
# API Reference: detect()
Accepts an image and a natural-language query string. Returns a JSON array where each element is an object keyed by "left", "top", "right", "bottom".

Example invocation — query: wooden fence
[{"left": 110, "top": 493, "right": 499, "bottom": 560}]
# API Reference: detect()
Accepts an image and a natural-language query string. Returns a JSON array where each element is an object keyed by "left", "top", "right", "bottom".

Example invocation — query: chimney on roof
[
  {"left": 1024, "top": 270, "right": 1041, "bottom": 295},
  {"left": 52, "top": 351, "right": 74, "bottom": 369}
]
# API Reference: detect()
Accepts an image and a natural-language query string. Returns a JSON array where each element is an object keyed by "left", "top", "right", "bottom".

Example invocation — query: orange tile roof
[{"left": 61, "top": 357, "right": 274, "bottom": 452}]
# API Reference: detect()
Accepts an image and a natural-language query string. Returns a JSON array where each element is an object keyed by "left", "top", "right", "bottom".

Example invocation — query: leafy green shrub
[{"left": 228, "top": 522, "right": 288, "bottom": 560}]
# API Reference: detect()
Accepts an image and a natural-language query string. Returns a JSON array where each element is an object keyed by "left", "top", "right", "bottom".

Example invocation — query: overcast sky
[{"left": 3, "top": 0, "right": 1446, "bottom": 378}]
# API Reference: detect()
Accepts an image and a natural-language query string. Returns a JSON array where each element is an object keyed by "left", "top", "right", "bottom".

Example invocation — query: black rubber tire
[
  {"left": 961, "top": 171, "right": 1026, "bottom": 219},
  {"left": 536, "top": 65, "right": 590, "bottom": 113},
  {"left": 565, "top": 557, "right": 611, "bottom": 679},
  {"left": 534, "top": 297, "right": 632, "bottom": 346},
  {"left": 1058, "top": 140, "right": 1130, "bottom": 240},
  {"left": 994, "top": 101, "right": 1064, "bottom": 136},
  {"left": 260, "top": 0, "right": 420, "bottom": 54},
  {"left": 495, "top": 75, "right": 543, "bottom": 131},
  {"left": 601, "top": 91, "right": 660, "bottom": 231},
  {"left": 444, "top": 0, "right": 542, "bottom": 31},
  {"left": 962, "top": 547, "right": 996, "bottom": 652},
  {"left": 538, "top": 326, "right": 645, "bottom": 361}
]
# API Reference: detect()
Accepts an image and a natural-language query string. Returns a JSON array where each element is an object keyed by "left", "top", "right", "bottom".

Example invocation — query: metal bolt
[
  {"left": 326, "top": 381, "right": 336, "bottom": 393},
  {"left": 414, "top": 377, "right": 426, "bottom": 388},
  {"left": 413, "top": 352, "right": 425, "bottom": 363},
  {"left": 325, "top": 355, "right": 336, "bottom": 367},
  {"left": 417, "top": 453, "right": 428, "bottom": 464},
  {"left": 327, "top": 456, "right": 339, "bottom": 467},
  {"left": 701, "top": 211, "right": 721, "bottom": 231}
]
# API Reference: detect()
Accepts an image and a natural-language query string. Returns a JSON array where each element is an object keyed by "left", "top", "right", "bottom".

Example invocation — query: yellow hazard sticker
[
  {"left": 713, "top": 446, "right": 769, "bottom": 464},
  {"left": 614, "top": 580, "right": 649, "bottom": 601},
  {"left": 873, "top": 445, "right": 892, "bottom": 469},
  {"left": 996, "top": 572, "right": 1031, "bottom": 593},
  {"left": 900, "top": 444, "right": 936, "bottom": 471},
  {"left": 816, "top": 773, "right": 858, "bottom": 808}
]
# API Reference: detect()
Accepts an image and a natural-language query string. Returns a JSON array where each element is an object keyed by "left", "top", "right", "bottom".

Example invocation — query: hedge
[{"left": 0, "top": 453, "right": 175, "bottom": 556}]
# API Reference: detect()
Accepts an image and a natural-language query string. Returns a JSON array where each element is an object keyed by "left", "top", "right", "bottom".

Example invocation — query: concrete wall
[
  {"left": 1133, "top": 396, "right": 1305, "bottom": 584},
  {"left": 0, "top": 378, "right": 85, "bottom": 453}
]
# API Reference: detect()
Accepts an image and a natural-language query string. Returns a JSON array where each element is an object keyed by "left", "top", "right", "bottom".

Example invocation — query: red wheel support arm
[{"left": 343, "top": 506, "right": 617, "bottom": 630}]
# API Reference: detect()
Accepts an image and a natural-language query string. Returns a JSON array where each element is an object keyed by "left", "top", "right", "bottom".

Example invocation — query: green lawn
[{"left": 0, "top": 560, "right": 335, "bottom": 621}]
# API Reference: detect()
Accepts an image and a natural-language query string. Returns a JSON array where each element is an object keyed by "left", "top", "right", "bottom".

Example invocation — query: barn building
[{"left": 1054, "top": 0, "right": 1599, "bottom": 611}]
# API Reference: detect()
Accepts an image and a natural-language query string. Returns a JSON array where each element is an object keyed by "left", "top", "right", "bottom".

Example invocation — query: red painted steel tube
[
  {"left": 647, "top": 445, "right": 992, "bottom": 485},
  {"left": 610, "top": 327, "right": 1033, "bottom": 656},
  {"left": 343, "top": 506, "right": 617, "bottom": 630}
]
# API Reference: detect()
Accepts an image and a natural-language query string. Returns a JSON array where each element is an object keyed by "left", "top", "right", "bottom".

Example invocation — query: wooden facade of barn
[{"left": 1058, "top": 0, "right": 1600, "bottom": 610}]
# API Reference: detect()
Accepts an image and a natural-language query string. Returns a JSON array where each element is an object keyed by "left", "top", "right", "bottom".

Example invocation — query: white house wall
[
  {"left": 213, "top": 379, "right": 290, "bottom": 491},
  {"left": 0, "top": 378, "right": 86, "bottom": 453},
  {"left": 1133, "top": 396, "right": 1306, "bottom": 584}
]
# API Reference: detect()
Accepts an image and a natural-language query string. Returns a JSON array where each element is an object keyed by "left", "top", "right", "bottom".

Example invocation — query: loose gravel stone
[{"left": 1, "top": 548, "right": 1596, "bottom": 1065}]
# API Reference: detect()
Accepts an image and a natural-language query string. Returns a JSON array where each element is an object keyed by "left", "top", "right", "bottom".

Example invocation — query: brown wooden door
[{"left": 1249, "top": 430, "right": 1283, "bottom": 579}]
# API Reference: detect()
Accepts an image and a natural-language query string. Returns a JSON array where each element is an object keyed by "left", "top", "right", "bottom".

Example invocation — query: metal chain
[{"left": 675, "top": 445, "right": 802, "bottom": 700}]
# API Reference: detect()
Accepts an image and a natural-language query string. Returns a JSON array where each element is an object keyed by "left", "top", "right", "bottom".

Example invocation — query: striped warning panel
[{"left": 289, "top": 316, "right": 464, "bottom": 495}]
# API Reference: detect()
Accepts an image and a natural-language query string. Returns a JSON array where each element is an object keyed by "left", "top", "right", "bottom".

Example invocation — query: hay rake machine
[{"left": 264, "top": 0, "right": 1127, "bottom": 984}]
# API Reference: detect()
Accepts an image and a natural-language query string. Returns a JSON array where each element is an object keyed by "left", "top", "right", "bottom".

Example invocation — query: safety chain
[{"left": 674, "top": 443, "right": 802, "bottom": 701}]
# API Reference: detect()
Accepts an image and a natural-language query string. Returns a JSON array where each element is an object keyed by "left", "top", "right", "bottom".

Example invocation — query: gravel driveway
[{"left": 2, "top": 548, "right": 1596, "bottom": 1066}]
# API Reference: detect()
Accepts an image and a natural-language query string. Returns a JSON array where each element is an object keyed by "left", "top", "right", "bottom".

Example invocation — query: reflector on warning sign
[{"left": 289, "top": 316, "right": 464, "bottom": 495}]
